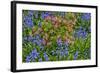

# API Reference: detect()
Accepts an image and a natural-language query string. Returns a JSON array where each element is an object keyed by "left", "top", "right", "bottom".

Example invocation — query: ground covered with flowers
[{"left": 22, "top": 10, "right": 91, "bottom": 62}]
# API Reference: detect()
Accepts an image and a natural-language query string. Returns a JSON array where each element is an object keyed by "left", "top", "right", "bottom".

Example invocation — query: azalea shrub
[{"left": 22, "top": 10, "right": 91, "bottom": 62}]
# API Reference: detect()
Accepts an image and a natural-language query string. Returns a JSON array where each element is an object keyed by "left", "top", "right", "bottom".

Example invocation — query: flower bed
[{"left": 22, "top": 10, "right": 91, "bottom": 62}]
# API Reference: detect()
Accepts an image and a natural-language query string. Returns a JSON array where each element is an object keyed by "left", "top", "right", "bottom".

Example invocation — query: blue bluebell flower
[
  {"left": 75, "top": 27, "right": 87, "bottom": 38},
  {"left": 74, "top": 51, "right": 78, "bottom": 60},
  {"left": 32, "top": 39, "right": 37, "bottom": 43},
  {"left": 81, "top": 13, "right": 91, "bottom": 20},
  {"left": 23, "top": 36, "right": 33, "bottom": 42},
  {"left": 36, "top": 40, "right": 42, "bottom": 46},
  {"left": 24, "top": 16, "right": 34, "bottom": 28},
  {"left": 60, "top": 50, "right": 65, "bottom": 56},
  {"left": 79, "top": 30, "right": 87, "bottom": 38},
  {"left": 28, "top": 11, "right": 34, "bottom": 16},
  {"left": 31, "top": 34, "right": 43, "bottom": 46},
  {"left": 46, "top": 12, "right": 52, "bottom": 15},
  {"left": 43, "top": 52, "right": 49, "bottom": 61},
  {"left": 64, "top": 48, "right": 68, "bottom": 56},
  {"left": 35, "top": 34, "right": 41, "bottom": 39},
  {"left": 44, "top": 13, "right": 49, "bottom": 17},
  {"left": 32, "top": 39, "right": 41, "bottom": 46},
  {"left": 39, "top": 58, "right": 42, "bottom": 62},
  {"left": 25, "top": 48, "right": 39, "bottom": 62},
  {"left": 57, "top": 38, "right": 63, "bottom": 47},
  {"left": 41, "top": 12, "right": 50, "bottom": 19},
  {"left": 41, "top": 12, "right": 45, "bottom": 19},
  {"left": 28, "top": 36, "right": 33, "bottom": 41},
  {"left": 31, "top": 48, "right": 39, "bottom": 59},
  {"left": 35, "top": 39, "right": 42, "bottom": 46},
  {"left": 26, "top": 56, "right": 31, "bottom": 62}
]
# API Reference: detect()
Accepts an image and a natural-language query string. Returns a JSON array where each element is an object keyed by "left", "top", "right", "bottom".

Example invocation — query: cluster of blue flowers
[
  {"left": 56, "top": 39, "right": 79, "bottom": 60},
  {"left": 25, "top": 38, "right": 70, "bottom": 62},
  {"left": 32, "top": 34, "right": 42, "bottom": 46},
  {"left": 41, "top": 12, "right": 52, "bottom": 19},
  {"left": 24, "top": 16, "right": 34, "bottom": 28},
  {"left": 23, "top": 11, "right": 34, "bottom": 28},
  {"left": 26, "top": 48, "right": 39, "bottom": 62},
  {"left": 75, "top": 26, "right": 87, "bottom": 39},
  {"left": 24, "top": 34, "right": 43, "bottom": 46},
  {"left": 28, "top": 10, "right": 34, "bottom": 16},
  {"left": 55, "top": 39, "right": 69, "bottom": 59},
  {"left": 26, "top": 49, "right": 49, "bottom": 62},
  {"left": 81, "top": 13, "right": 91, "bottom": 20},
  {"left": 25, "top": 34, "right": 50, "bottom": 62},
  {"left": 43, "top": 52, "right": 49, "bottom": 61}
]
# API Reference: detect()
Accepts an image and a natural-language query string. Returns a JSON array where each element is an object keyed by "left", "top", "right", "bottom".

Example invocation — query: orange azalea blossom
[
  {"left": 44, "top": 13, "right": 76, "bottom": 45},
  {"left": 64, "top": 32, "right": 75, "bottom": 44}
]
